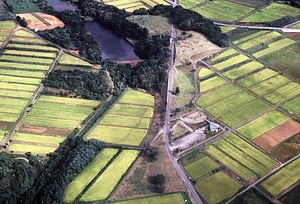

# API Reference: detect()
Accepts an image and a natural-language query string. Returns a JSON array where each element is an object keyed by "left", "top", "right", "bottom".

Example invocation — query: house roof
[{"left": 209, "top": 122, "right": 220, "bottom": 130}]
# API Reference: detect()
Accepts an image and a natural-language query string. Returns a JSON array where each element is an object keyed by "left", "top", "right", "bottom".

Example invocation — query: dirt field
[
  {"left": 286, "top": 33, "right": 300, "bottom": 41},
  {"left": 109, "top": 133, "right": 193, "bottom": 202},
  {"left": 17, "top": 13, "right": 64, "bottom": 31},
  {"left": 253, "top": 119, "right": 300, "bottom": 150},
  {"left": 19, "top": 125, "right": 71, "bottom": 137}
]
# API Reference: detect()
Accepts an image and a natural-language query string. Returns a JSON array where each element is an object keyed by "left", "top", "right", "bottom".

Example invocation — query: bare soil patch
[
  {"left": 253, "top": 119, "right": 300, "bottom": 150},
  {"left": 19, "top": 125, "right": 70, "bottom": 137},
  {"left": 286, "top": 33, "right": 300, "bottom": 41},
  {"left": 17, "top": 12, "right": 64, "bottom": 31}
]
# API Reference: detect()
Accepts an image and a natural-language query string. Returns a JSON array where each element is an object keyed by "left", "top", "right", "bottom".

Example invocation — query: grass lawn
[
  {"left": 63, "top": 148, "right": 119, "bottom": 203},
  {"left": 111, "top": 192, "right": 186, "bottom": 204},
  {"left": 205, "top": 90, "right": 255, "bottom": 117},
  {"left": 13, "top": 133, "right": 64, "bottom": 144},
  {"left": 80, "top": 150, "right": 139, "bottom": 201},
  {"left": 263, "top": 82, "right": 300, "bottom": 104},
  {"left": 39, "top": 95, "right": 99, "bottom": 107},
  {"left": 205, "top": 145, "right": 255, "bottom": 180},
  {"left": 224, "top": 133, "right": 278, "bottom": 169},
  {"left": 109, "top": 104, "right": 153, "bottom": 118},
  {"left": 249, "top": 74, "right": 291, "bottom": 96},
  {"left": 184, "top": 156, "right": 219, "bottom": 179},
  {"left": 196, "top": 83, "right": 240, "bottom": 108},
  {"left": 9, "top": 143, "right": 56, "bottom": 154},
  {"left": 4, "top": 49, "right": 56, "bottom": 58},
  {"left": 237, "top": 110, "right": 289, "bottom": 140},
  {"left": 214, "top": 139, "right": 268, "bottom": 175},
  {"left": 100, "top": 114, "right": 151, "bottom": 129},
  {"left": 0, "top": 21, "right": 15, "bottom": 30},
  {"left": 211, "top": 48, "right": 238, "bottom": 62},
  {"left": 59, "top": 53, "right": 92, "bottom": 67},
  {"left": 0, "top": 68, "right": 45, "bottom": 78},
  {"left": 0, "top": 82, "right": 37, "bottom": 91},
  {"left": 86, "top": 125, "right": 147, "bottom": 146},
  {"left": 212, "top": 54, "right": 250, "bottom": 71},
  {"left": 200, "top": 75, "right": 226, "bottom": 93},
  {"left": 223, "top": 61, "right": 264, "bottom": 79},
  {"left": 195, "top": 171, "right": 242, "bottom": 203},
  {"left": 0, "top": 89, "right": 33, "bottom": 99},
  {"left": 281, "top": 96, "right": 300, "bottom": 115},
  {"left": 118, "top": 88, "right": 154, "bottom": 107},
  {"left": 219, "top": 99, "right": 270, "bottom": 127},
  {"left": 261, "top": 157, "right": 300, "bottom": 196},
  {"left": 237, "top": 69, "right": 278, "bottom": 88}
]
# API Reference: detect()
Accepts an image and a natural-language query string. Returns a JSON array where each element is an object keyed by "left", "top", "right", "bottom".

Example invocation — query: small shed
[{"left": 209, "top": 122, "right": 220, "bottom": 132}]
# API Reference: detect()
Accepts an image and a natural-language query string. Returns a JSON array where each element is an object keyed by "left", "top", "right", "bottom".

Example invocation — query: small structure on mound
[{"left": 208, "top": 122, "right": 221, "bottom": 132}]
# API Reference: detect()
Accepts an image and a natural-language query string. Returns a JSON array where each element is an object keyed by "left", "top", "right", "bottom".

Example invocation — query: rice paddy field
[
  {"left": 212, "top": 54, "right": 250, "bottom": 71},
  {"left": 241, "top": 3, "right": 300, "bottom": 22},
  {"left": 85, "top": 88, "right": 154, "bottom": 146},
  {"left": 199, "top": 75, "right": 226, "bottom": 93},
  {"left": 0, "top": 21, "right": 15, "bottom": 45},
  {"left": 192, "top": 0, "right": 253, "bottom": 22},
  {"left": 102, "top": 0, "right": 169, "bottom": 12},
  {"left": 59, "top": 53, "right": 92, "bottom": 67},
  {"left": 260, "top": 158, "right": 300, "bottom": 197}
]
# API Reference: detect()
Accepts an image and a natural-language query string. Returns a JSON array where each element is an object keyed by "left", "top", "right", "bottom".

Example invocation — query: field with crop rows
[
  {"left": 199, "top": 75, "right": 226, "bottom": 93},
  {"left": 211, "top": 48, "right": 238, "bottom": 62},
  {"left": 192, "top": 0, "right": 253, "bottom": 22},
  {"left": 179, "top": 0, "right": 204, "bottom": 9},
  {"left": 0, "top": 21, "right": 15, "bottom": 45},
  {"left": 9, "top": 95, "right": 98, "bottom": 155},
  {"left": 242, "top": 3, "right": 300, "bottom": 22},
  {"left": 111, "top": 192, "right": 187, "bottom": 204},
  {"left": 195, "top": 171, "right": 242, "bottom": 203},
  {"left": 260, "top": 158, "right": 300, "bottom": 197},
  {"left": 212, "top": 54, "right": 250, "bottom": 71},
  {"left": 59, "top": 53, "right": 92, "bottom": 67},
  {"left": 223, "top": 61, "right": 264, "bottom": 79},
  {"left": 281, "top": 96, "right": 300, "bottom": 116},
  {"left": 80, "top": 150, "right": 139, "bottom": 202},
  {"left": 86, "top": 88, "right": 154, "bottom": 146},
  {"left": 198, "top": 67, "right": 214, "bottom": 80},
  {"left": 102, "top": 0, "right": 169, "bottom": 12}
]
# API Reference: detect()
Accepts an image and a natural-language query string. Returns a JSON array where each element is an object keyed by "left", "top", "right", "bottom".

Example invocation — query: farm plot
[
  {"left": 63, "top": 148, "right": 119, "bottom": 203},
  {"left": 0, "top": 61, "right": 50, "bottom": 71},
  {"left": 111, "top": 192, "right": 186, "bottom": 204},
  {"left": 263, "top": 82, "right": 300, "bottom": 105},
  {"left": 14, "top": 29, "right": 36, "bottom": 37},
  {"left": 0, "top": 82, "right": 37, "bottom": 91},
  {"left": 6, "top": 43, "right": 58, "bottom": 52},
  {"left": 232, "top": 31, "right": 270, "bottom": 45},
  {"left": 192, "top": 0, "right": 253, "bottom": 22},
  {"left": 281, "top": 96, "right": 300, "bottom": 116},
  {"left": 0, "top": 89, "right": 33, "bottom": 99},
  {"left": 39, "top": 95, "right": 99, "bottom": 107},
  {"left": 86, "top": 88, "right": 154, "bottom": 146},
  {"left": 0, "top": 20, "right": 15, "bottom": 30},
  {"left": 198, "top": 67, "right": 214, "bottom": 80},
  {"left": 9, "top": 143, "right": 56, "bottom": 155},
  {"left": 199, "top": 75, "right": 226, "bottom": 93},
  {"left": 236, "top": 31, "right": 282, "bottom": 50},
  {"left": 248, "top": 74, "right": 292, "bottom": 96},
  {"left": 242, "top": 3, "right": 300, "bottom": 22},
  {"left": 196, "top": 83, "right": 241, "bottom": 107},
  {"left": 59, "top": 53, "right": 92, "bottom": 67},
  {"left": 223, "top": 61, "right": 264, "bottom": 79},
  {"left": 211, "top": 48, "right": 238, "bottom": 62},
  {"left": 103, "top": 0, "right": 169, "bottom": 11},
  {"left": 0, "top": 75, "right": 42, "bottom": 85},
  {"left": 253, "top": 38, "right": 296, "bottom": 58},
  {"left": 195, "top": 171, "right": 242, "bottom": 204},
  {"left": 10, "top": 36, "right": 48, "bottom": 44},
  {"left": 237, "top": 110, "right": 289, "bottom": 140},
  {"left": 4, "top": 49, "right": 57, "bottom": 58},
  {"left": 13, "top": 132, "right": 64, "bottom": 145},
  {"left": 80, "top": 150, "right": 139, "bottom": 202},
  {"left": 260, "top": 157, "right": 300, "bottom": 197},
  {"left": 237, "top": 68, "right": 278, "bottom": 88},
  {"left": 212, "top": 54, "right": 250, "bottom": 71},
  {"left": 179, "top": 0, "right": 204, "bottom": 9},
  {"left": 183, "top": 156, "right": 219, "bottom": 180},
  {"left": 0, "top": 68, "right": 45, "bottom": 78}
]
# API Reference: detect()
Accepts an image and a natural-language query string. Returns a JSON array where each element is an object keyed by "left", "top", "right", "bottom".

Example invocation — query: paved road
[{"left": 214, "top": 22, "right": 300, "bottom": 32}]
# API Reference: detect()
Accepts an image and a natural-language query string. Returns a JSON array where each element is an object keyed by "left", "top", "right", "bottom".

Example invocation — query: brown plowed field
[
  {"left": 20, "top": 125, "right": 70, "bottom": 137},
  {"left": 253, "top": 119, "right": 300, "bottom": 150}
]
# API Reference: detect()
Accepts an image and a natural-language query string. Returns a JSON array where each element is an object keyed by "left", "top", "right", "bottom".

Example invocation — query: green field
[
  {"left": 0, "top": 75, "right": 41, "bottom": 85},
  {"left": 193, "top": 0, "right": 253, "bottom": 22},
  {"left": 63, "top": 148, "right": 119, "bottom": 203},
  {"left": 14, "top": 30, "right": 36, "bottom": 37},
  {"left": 205, "top": 145, "right": 256, "bottom": 180},
  {"left": 223, "top": 61, "right": 264, "bottom": 79},
  {"left": 195, "top": 172, "right": 242, "bottom": 203},
  {"left": 232, "top": 31, "right": 270, "bottom": 45},
  {"left": 0, "top": 54, "right": 54, "bottom": 65},
  {"left": 214, "top": 139, "right": 268, "bottom": 175},
  {"left": 248, "top": 74, "right": 291, "bottom": 96},
  {"left": 281, "top": 96, "right": 300, "bottom": 115},
  {"left": 23, "top": 116, "right": 80, "bottom": 129},
  {"left": 0, "top": 21, "right": 15, "bottom": 29},
  {"left": 33, "top": 101, "right": 93, "bottom": 114},
  {"left": 218, "top": 99, "right": 270, "bottom": 127},
  {"left": 237, "top": 110, "right": 289, "bottom": 140},
  {"left": 179, "top": 0, "right": 204, "bottom": 9},
  {"left": 291, "top": 22, "right": 300, "bottom": 28},
  {"left": 118, "top": 88, "right": 154, "bottom": 107},
  {"left": 59, "top": 53, "right": 92, "bottom": 67},
  {"left": 111, "top": 193, "right": 186, "bottom": 204},
  {"left": 237, "top": 69, "right": 278, "bottom": 88},
  {"left": 261, "top": 158, "right": 300, "bottom": 196},
  {"left": 100, "top": 114, "right": 150, "bottom": 129},
  {"left": 109, "top": 104, "right": 153, "bottom": 118},
  {"left": 0, "top": 112, "right": 19, "bottom": 122},
  {"left": 0, "top": 104, "right": 23, "bottom": 114},
  {"left": 103, "top": 0, "right": 169, "bottom": 11},
  {"left": 28, "top": 108, "right": 89, "bottom": 121},
  {"left": 263, "top": 82, "right": 300, "bottom": 104},
  {"left": 0, "top": 96, "right": 29, "bottom": 107},
  {"left": 7, "top": 43, "right": 58, "bottom": 52},
  {"left": 200, "top": 75, "right": 226, "bottom": 93},
  {"left": 204, "top": 90, "right": 255, "bottom": 117},
  {"left": 224, "top": 133, "right": 278, "bottom": 168},
  {"left": 80, "top": 150, "right": 139, "bottom": 201},
  {"left": 4, "top": 49, "right": 56, "bottom": 58},
  {"left": 212, "top": 54, "right": 250, "bottom": 71},
  {"left": 10, "top": 37, "right": 48, "bottom": 44},
  {"left": 0, "top": 82, "right": 37, "bottom": 91},
  {"left": 197, "top": 83, "right": 240, "bottom": 107},
  {"left": 86, "top": 125, "right": 147, "bottom": 146},
  {"left": 0, "top": 89, "right": 33, "bottom": 99},
  {"left": 242, "top": 3, "right": 300, "bottom": 22},
  {"left": 184, "top": 156, "right": 219, "bottom": 179},
  {"left": 0, "top": 68, "right": 45, "bottom": 78},
  {"left": 198, "top": 67, "right": 214, "bottom": 79},
  {"left": 9, "top": 143, "right": 56, "bottom": 154},
  {"left": 39, "top": 95, "right": 99, "bottom": 107},
  {"left": 0, "top": 61, "right": 50, "bottom": 71},
  {"left": 13, "top": 133, "right": 64, "bottom": 144}
]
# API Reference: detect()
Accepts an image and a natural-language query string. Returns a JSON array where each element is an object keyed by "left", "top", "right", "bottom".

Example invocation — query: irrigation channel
[{"left": 46, "top": 0, "right": 139, "bottom": 61}]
